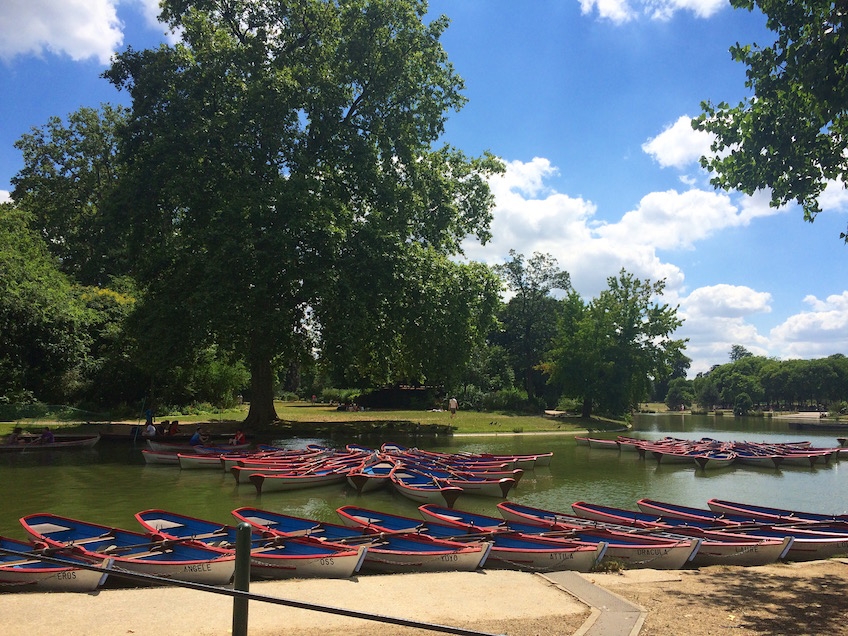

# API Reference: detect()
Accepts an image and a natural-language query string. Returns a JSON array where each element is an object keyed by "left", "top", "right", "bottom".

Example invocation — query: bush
[
  {"left": 480, "top": 388, "right": 540, "bottom": 413},
  {"left": 555, "top": 396, "right": 581, "bottom": 413},
  {"left": 459, "top": 386, "right": 484, "bottom": 412},
  {"left": 734, "top": 393, "right": 753, "bottom": 416},
  {"left": 321, "top": 388, "right": 360, "bottom": 405}
]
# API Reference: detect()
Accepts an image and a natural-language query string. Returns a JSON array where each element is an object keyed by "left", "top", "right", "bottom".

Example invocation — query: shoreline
[{"left": 3, "top": 559, "right": 846, "bottom": 636}]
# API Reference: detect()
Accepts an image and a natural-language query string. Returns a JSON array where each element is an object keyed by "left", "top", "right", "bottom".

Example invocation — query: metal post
[{"left": 232, "top": 522, "right": 252, "bottom": 636}]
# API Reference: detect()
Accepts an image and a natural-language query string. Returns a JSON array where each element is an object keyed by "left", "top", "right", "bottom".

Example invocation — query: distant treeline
[{"left": 665, "top": 351, "right": 848, "bottom": 415}]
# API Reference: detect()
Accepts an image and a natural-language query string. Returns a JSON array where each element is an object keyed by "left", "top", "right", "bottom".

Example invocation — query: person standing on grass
[{"left": 449, "top": 397, "right": 458, "bottom": 419}]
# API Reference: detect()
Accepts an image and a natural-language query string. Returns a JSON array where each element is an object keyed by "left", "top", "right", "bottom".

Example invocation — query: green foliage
[
  {"left": 104, "top": 0, "right": 502, "bottom": 426},
  {"left": 494, "top": 251, "right": 570, "bottom": 399},
  {"left": 456, "top": 343, "right": 515, "bottom": 394},
  {"left": 546, "top": 270, "right": 687, "bottom": 419},
  {"left": 555, "top": 396, "right": 582, "bottom": 413},
  {"left": 321, "top": 388, "right": 361, "bottom": 405},
  {"left": 693, "top": 0, "right": 848, "bottom": 241},
  {"left": 729, "top": 344, "right": 753, "bottom": 362},
  {"left": 319, "top": 244, "right": 501, "bottom": 389},
  {"left": 12, "top": 104, "right": 128, "bottom": 284},
  {"left": 0, "top": 205, "right": 92, "bottom": 403},
  {"left": 734, "top": 392, "right": 754, "bottom": 416},
  {"left": 480, "top": 388, "right": 530, "bottom": 413},
  {"left": 698, "top": 353, "right": 848, "bottom": 411},
  {"left": 693, "top": 375, "right": 721, "bottom": 410},
  {"left": 665, "top": 377, "right": 694, "bottom": 411}
]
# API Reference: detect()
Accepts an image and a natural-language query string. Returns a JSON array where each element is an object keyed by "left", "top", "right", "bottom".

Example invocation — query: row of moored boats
[
  {"left": 577, "top": 435, "right": 846, "bottom": 469},
  {"left": 143, "top": 442, "right": 553, "bottom": 507},
  {"left": 3, "top": 497, "right": 847, "bottom": 592}
]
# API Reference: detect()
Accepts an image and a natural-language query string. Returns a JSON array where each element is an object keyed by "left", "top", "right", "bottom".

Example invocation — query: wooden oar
[{"left": 1, "top": 557, "right": 56, "bottom": 567}]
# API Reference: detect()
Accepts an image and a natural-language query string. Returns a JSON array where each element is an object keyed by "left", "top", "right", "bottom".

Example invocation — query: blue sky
[{"left": 1, "top": 0, "right": 847, "bottom": 377}]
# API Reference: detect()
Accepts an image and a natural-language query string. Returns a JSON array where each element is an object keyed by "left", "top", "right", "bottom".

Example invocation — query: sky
[{"left": 1, "top": 0, "right": 847, "bottom": 377}]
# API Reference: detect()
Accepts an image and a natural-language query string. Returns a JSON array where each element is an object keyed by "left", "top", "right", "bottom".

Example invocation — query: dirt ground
[
  {"left": 1, "top": 560, "right": 846, "bottom": 636},
  {"left": 596, "top": 558, "right": 848, "bottom": 636}
]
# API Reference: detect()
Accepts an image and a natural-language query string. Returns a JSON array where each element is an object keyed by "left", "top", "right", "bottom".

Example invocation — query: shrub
[
  {"left": 321, "top": 388, "right": 360, "bottom": 405},
  {"left": 481, "top": 388, "right": 528, "bottom": 412},
  {"left": 734, "top": 393, "right": 753, "bottom": 416},
  {"left": 555, "top": 396, "right": 581, "bottom": 413}
]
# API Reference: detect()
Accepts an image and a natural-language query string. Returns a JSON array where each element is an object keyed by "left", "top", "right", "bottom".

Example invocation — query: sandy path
[{"left": 0, "top": 570, "right": 589, "bottom": 636}]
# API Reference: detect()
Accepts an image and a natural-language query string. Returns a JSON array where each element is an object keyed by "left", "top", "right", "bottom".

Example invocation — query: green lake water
[{"left": 1, "top": 413, "right": 846, "bottom": 540}]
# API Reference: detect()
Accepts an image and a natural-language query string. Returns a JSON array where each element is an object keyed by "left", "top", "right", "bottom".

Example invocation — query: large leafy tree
[
  {"left": 105, "top": 0, "right": 502, "bottom": 426},
  {"left": 319, "top": 241, "right": 500, "bottom": 390},
  {"left": 0, "top": 205, "right": 91, "bottom": 402},
  {"left": 494, "top": 251, "right": 571, "bottom": 399},
  {"left": 12, "top": 105, "right": 127, "bottom": 284},
  {"left": 546, "top": 270, "right": 687, "bottom": 419},
  {"left": 693, "top": 0, "right": 848, "bottom": 240}
]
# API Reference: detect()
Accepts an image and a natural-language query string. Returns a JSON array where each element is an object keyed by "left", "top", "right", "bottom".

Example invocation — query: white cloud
[
  {"left": 0, "top": 191, "right": 10, "bottom": 204},
  {"left": 134, "top": 0, "right": 163, "bottom": 28},
  {"left": 683, "top": 284, "right": 772, "bottom": 319},
  {"left": 0, "top": 0, "right": 123, "bottom": 64},
  {"left": 464, "top": 157, "right": 689, "bottom": 299},
  {"left": 819, "top": 179, "right": 848, "bottom": 212},
  {"left": 642, "top": 115, "right": 714, "bottom": 169},
  {"left": 595, "top": 188, "right": 740, "bottom": 250},
  {"left": 580, "top": 0, "right": 726, "bottom": 23},
  {"left": 677, "top": 284, "right": 773, "bottom": 374},
  {"left": 770, "top": 293, "right": 848, "bottom": 359},
  {"left": 579, "top": 0, "right": 635, "bottom": 23}
]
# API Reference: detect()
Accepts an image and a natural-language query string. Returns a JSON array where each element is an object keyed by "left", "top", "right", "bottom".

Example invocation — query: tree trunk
[
  {"left": 524, "top": 367, "right": 535, "bottom": 399},
  {"left": 581, "top": 396, "right": 592, "bottom": 419},
  {"left": 243, "top": 353, "right": 278, "bottom": 429}
]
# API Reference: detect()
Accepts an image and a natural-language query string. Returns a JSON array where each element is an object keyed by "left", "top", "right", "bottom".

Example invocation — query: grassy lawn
[
  {"left": 0, "top": 401, "right": 627, "bottom": 436},
  {"left": 267, "top": 402, "right": 628, "bottom": 434}
]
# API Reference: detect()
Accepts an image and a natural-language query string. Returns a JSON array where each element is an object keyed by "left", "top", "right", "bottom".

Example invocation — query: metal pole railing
[{"left": 232, "top": 522, "right": 251, "bottom": 636}]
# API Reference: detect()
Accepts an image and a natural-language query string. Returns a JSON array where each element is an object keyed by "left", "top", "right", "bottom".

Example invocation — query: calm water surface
[{"left": 2, "top": 414, "right": 846, "bottom": 539}]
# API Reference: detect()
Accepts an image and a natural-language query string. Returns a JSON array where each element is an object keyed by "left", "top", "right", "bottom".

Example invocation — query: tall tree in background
[
  {"left": 693, "top": 0, "right": 848, "bottom": 241},
  {"left": 546, "top": 270, "right": 686, "bottom": 419},
  {"left": 495, "top": 251, "right": 571, "bottom": 400},
  {"left": 12, "top": 105, "right": 127, "bottom": 285},
  {"left": 729, "top": 344, "right": 754, "bottom": 362},
  {"left": 106, "top": 0, "right": 501, "bottom": 426}
]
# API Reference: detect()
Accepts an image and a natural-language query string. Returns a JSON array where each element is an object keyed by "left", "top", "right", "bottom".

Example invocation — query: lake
[{"left": 2, "top": 413, "right": 846, "bottom": 540}]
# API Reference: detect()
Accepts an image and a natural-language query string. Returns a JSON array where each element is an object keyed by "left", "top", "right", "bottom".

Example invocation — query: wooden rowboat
[
  {"left": 141, "top": 450, "right": 180, "bottom": 465},
  {"left": 135, "top": 509, "right": 366, "bottom": 579},
  {"left": 248, "top": 469, "right": 348, "bottom": 494},
  {"left": 389, "top": 468, "right": 463, "bottom": 508},
  {"left": 495, "top": 501, "right": 701, "bottom": 569},
  {"left": 569, "top": 501, "right": 792, "bottom": 566},
  {"left": 706, "top": 499, "right": 848, "bottom": 524},
  {"left": 20, "top": 513, "right": 235, "bottom": 586},
  {"left": 0, "top": 434, "right": 100, "bottom": 453},
  {"left": 335, "top": 505, "right": 605, "bottom": 573},
  {"left": 0, "top": 536, "right": 110, "bottom": 592},
  {"left": 231, "top": 507, "right": 490, "bottom": 573},
  {"left": 636, "top": 499, "right": 848, "bottom": 561}
]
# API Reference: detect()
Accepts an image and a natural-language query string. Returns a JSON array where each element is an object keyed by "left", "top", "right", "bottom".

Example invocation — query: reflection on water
[{"left": 1, "top": 413, "right": 846, "bottom": 539}]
